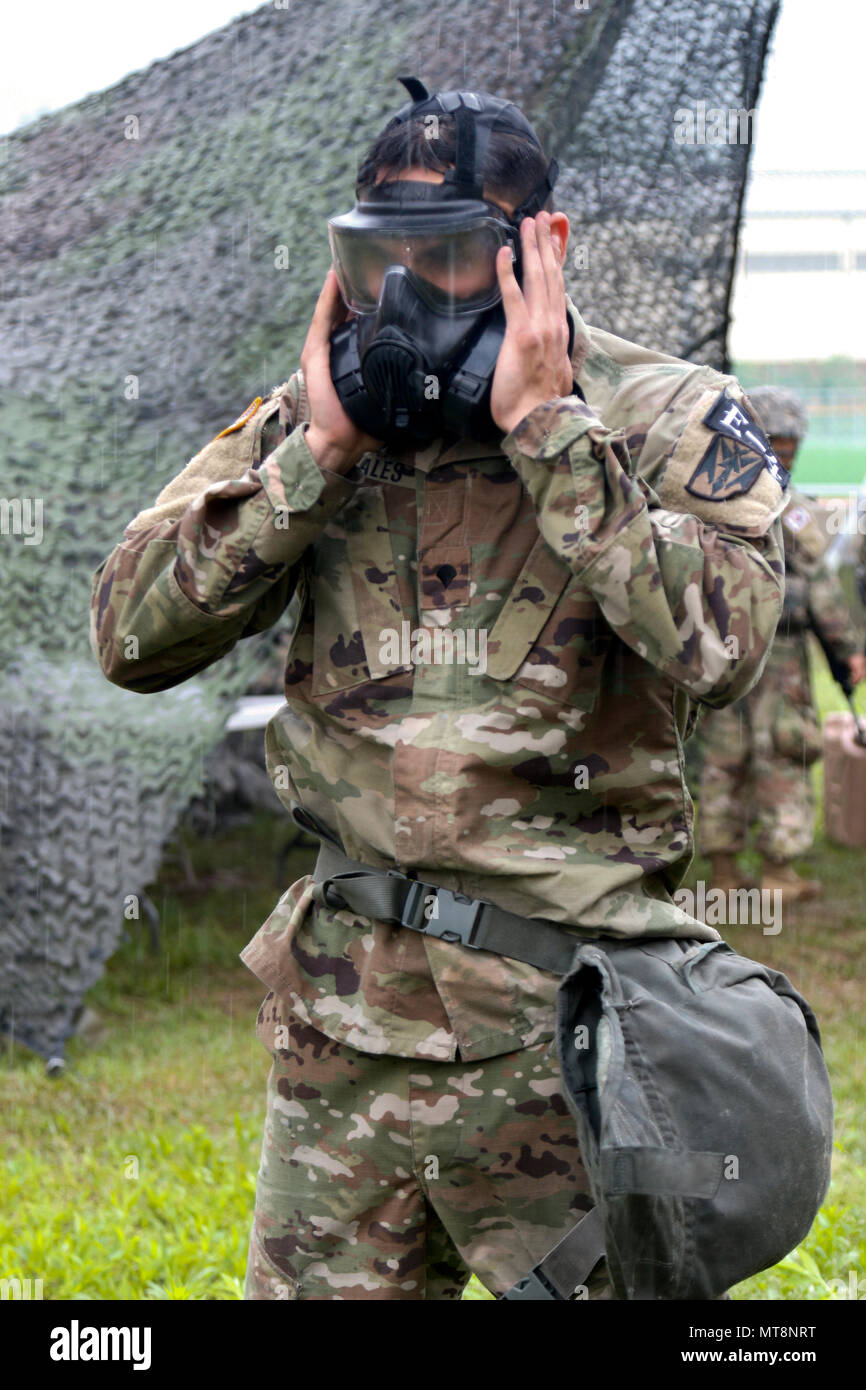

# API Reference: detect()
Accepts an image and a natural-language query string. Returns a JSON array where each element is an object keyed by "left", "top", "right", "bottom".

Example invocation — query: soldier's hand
[
  {"left": 848, "top": 652, "right": 866, "bottom": 685},
  {"left": 301, "top": 267, "right": 383, "bottom": 473},
  {"left": 490, "top": 212, "right": 573, "bottom": 436}
]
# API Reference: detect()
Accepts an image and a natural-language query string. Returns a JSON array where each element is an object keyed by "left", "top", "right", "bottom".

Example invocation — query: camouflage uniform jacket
[
  {"left": 775, "top": 488, "right": 858, "bottom": 664},
  {"left": 91, "top": 297, "right": 786, "bottom": 1062}
]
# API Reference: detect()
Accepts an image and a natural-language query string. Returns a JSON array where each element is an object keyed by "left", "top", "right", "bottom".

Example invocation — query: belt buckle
[{"left": 400, "top": 880, "right": 482, "bottom": 948}]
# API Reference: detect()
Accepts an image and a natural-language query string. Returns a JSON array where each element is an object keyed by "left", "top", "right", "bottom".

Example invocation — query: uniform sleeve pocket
[
  {"left": 484, "top": 535, "right": 571, "bottom": 679},
  {"left": 484, "top": 535, "right": 611, "bottom": 713}
]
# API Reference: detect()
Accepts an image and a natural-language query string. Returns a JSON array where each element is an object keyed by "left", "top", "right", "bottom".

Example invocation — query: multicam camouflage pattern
[
  {"left": 91, "top": 295, "right": 785, "bottom": 1064},
  {"left": 858, "top": 530, "right": 866, "bottom": 607},
  {"left": 245, "top": 993, "right": 612, "bottom": 1300},
  {"left": 698, "top": 488, "right": 858, "bottom": 861},
  {"left": 697, "top": 648, "right": 820, "bottom": 861},
  {"left": 747, "top": 384, "right": 809, "bottom": 442}
]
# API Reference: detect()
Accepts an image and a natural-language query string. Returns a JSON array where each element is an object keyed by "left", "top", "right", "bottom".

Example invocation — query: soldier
[
  {"left": 698, "top": 385, "right": 866, "bottom": 904},
  {"left": 856, "top": 509, "right": 866, "bottom": 610},
  {"left": 91, "top": 78, "right": 787, "bottom": 1300}
]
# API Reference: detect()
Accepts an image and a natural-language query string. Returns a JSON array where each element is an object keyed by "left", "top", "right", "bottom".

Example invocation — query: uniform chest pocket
[
  {"left": 311, "top": 485, "right": 412, "bottom": 698},
  {"left": 484, "top": 535, "right": 611, "bottom": 713}
]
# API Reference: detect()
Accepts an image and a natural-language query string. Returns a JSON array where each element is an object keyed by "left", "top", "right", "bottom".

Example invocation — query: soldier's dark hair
[{"left": 355, "top": 113, "right": 554, "bottom": 216}]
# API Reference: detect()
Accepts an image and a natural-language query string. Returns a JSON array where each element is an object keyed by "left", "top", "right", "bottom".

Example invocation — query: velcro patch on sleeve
[
  {"left": 656, "top": 386, "right": 789, "bottom": 536},
  {"left": 214, "top": 396, "right": 263, "bottom": 440}
]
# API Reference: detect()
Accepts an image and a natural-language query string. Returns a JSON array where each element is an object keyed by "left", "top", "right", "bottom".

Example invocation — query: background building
[{"left": 731, "top": 170, "right": 866, "bottom": 497}]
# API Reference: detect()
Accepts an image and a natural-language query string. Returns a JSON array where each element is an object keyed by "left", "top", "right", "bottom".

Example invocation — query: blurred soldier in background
[
  {"left": 698, "top": 386, "right": 866, "bottom": 904},
  {"left": 856, "top": 515, "right": 866, "bottom": 612}
]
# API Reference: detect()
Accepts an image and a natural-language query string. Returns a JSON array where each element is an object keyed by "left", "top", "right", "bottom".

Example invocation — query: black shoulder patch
[{"left": 686, "top": 389, "right": 790, "bottom": 502}]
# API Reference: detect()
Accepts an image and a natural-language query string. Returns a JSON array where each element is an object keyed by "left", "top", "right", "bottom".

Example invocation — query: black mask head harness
[{"left": 328, "top": 76, "right": 562, "bottom": 447}]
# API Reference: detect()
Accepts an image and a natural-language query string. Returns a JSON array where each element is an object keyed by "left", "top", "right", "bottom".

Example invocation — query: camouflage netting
[{"left": 0, "top": 0, "right": 780, "bottom": 1063}]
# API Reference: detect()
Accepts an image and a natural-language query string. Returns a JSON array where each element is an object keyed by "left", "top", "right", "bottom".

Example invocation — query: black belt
[
  {"left": 290, "top": 800, "right": 606, "bottom": 1300},
  {"left": 292, "top": 802, "right": 582, "bottom": 977}
]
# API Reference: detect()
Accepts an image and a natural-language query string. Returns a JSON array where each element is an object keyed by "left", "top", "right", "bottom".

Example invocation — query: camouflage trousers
[
  {"left": 244, "top": 992, "right": 613, "bottom": 1300},
  {"left": 697, "top": 659, "right": 820, "bottom": 862}
]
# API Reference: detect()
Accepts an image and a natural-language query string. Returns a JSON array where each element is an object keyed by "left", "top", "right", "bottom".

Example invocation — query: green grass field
[
  {"left": 2, "top": 663, "right": 864, "bottom": 1301},
  {"left": 792, "top": 441, "right": 866, "bottom": 491}
]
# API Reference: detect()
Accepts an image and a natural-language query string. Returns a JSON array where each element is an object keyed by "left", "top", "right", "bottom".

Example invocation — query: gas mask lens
[{"left": 328, "top": 217, "right": 513, "bottom": 315}]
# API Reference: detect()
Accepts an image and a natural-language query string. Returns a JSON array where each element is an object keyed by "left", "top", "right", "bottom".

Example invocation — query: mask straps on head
[
  {"left": 511, "top": 157, "right": 560, "bottom": 222},
  {"left": 444, "top": 103, "right": 482, "bottom": 199},
  {"left": 397, "top": 75, "right": 429, "bottom": 102},
  {"left": 392, "top": 73, "right": 559, "bottom": 226}
]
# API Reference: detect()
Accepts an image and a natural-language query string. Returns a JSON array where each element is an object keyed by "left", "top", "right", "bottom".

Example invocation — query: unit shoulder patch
[
  {"left": 686, "top": 390, "right": 790, "bottom": 500},
  {"left": 655, "top": 384, "right": 790, "bottom": 537}
]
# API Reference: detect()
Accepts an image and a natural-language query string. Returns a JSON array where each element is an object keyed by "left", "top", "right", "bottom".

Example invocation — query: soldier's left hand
[
  {"left": 848, "top": 652, "right": 866, "bottom": 685},
  {"left": 491, "top": 211, "right": 574, "bottom": 435}
]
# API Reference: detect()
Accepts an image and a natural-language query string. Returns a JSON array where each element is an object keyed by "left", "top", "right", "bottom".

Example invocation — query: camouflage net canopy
[{"left": 0, "top": 0, "right": 779, "bottom": 1063}]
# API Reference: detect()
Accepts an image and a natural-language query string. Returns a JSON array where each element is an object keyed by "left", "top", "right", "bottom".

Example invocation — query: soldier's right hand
[
  {"left": 301, "top": 267, "right": 383, "bottom": 473},
  {"left": 848, "top": 652, "right": 866, "bottom": 686}
]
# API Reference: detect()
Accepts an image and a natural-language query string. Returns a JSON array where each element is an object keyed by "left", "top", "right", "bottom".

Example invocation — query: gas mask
[{"left": 328, "top": 77, "right": 560, "bottom": 447}]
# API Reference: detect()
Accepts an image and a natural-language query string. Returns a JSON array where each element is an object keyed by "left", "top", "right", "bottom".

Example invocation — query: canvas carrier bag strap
[{"left": 500, "top": 1206, "right": 605, "bottom": 1301}]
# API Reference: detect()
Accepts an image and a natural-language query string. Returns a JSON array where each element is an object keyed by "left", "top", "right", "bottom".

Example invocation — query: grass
[
  {"left": 793, "top": 440, "right": 866, "bottom": 491},
  {"left": 1, "top": 665, "right": 864, "bottom": 1301},
  {"left": 0, "top": 816, "right": 287, "bottom": 1302}
]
